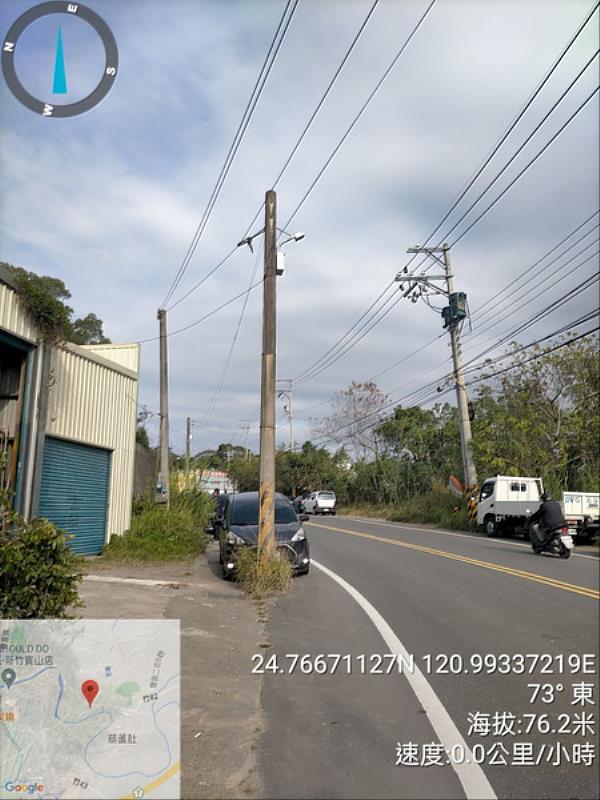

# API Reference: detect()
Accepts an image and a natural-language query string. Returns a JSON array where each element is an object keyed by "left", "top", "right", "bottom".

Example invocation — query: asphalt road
[{"left": 257, "top": 516, "right": 600, "bottom": 800}]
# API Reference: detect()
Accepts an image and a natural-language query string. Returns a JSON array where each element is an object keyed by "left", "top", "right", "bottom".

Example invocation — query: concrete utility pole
[
  {"left": 259, "top": 190, "right": 277, "bottom": 555},
  {"left": 185, "top": 416, "right": 192, "bottom": 491},
  {"left": 277, "top": 379, "right": 295, "bottom": 451},
  {"left": 157, "top": 308, "right": 170, "bottom": 507},
  {"left": 401, "top": 244, "right": 477, "bottom": 491},
  {"left": 441, "top": 244, "right": 477, "bottom": 490}
]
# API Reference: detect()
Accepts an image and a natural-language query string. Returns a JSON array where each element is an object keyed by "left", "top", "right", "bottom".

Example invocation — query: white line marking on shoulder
[{"left": 313, "top": 558, "right": 497, "bottom": 800}]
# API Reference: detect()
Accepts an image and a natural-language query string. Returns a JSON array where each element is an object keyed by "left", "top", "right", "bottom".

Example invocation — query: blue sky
[{"left": 1, "top": 0, "right": 598, "bottom": 455}]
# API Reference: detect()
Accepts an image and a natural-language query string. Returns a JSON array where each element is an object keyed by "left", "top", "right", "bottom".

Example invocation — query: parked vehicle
[
  {"left": 218, "top": 492, "right": 310, "bottom": 579},
  {"left": 529, "top": 521, "right": 573, "bottom": 559},
  {"left": 477, "top": 475, "right": 544, "bottom": 537},
  {"left": 562, "top": 491, "right": 599, "bottom": 543},
  {"left": 303, "top": 490, "right": 337, "bottom": 515}
]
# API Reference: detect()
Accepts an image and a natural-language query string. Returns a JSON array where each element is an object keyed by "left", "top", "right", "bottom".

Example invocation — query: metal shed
[{"left": 0, "top": 269, "right": 139, "bottom": 554}]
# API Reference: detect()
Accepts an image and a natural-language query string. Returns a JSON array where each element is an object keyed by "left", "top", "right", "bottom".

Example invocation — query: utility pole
[
  {"left": 185, "top": 416, "right": 192, "bottom": 492},
  {"left": 157, "top": 308, "right": 170, "bottom": 507},
  {"left": 259, "top": 190, "right": 277, "bottom": 556},
  {"left": 241, "top": 424, "right": 251, "bottom": 461},
  {"left": 441, "top": 244, "right": 477, "bottom": 490},
  {"left": 400, "top": 244, "right": 477, "bottom": 491},
  {"left": 277, "top": 379, "right": 295, "bottom": 451}
]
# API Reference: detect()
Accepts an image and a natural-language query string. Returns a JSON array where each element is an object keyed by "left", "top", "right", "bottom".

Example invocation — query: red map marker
[{"left": 81, "top": 679, "right": 100, "bottom": 708}]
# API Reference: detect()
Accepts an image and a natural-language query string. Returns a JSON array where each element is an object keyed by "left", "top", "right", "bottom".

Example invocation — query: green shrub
[
  {"left": 0, "top": 516, "right": 83, "bottom": 618},
  {"left": 234, "top": 546, "right": 293, "bottom": 598},
  {"left": 102, "top": 491, "right": 210, "bottom": 562}
]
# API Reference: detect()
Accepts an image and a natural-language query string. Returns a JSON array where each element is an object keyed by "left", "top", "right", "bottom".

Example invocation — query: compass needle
[{"left": 52, "top": 27, "right": 67, "bottom": 94}]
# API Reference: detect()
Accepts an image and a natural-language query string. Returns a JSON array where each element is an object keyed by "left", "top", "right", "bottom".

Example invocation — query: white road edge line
[
  {"left": 83, "top": 576, "right": 187, "bottom": 587},
  {"left": 312, "top": 558, "right": 497, "bottom": 800},
  {"left": 345, "top": 517, "right": 597, "bottom": 560}
]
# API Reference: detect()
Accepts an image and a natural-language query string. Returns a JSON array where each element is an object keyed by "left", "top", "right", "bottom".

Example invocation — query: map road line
[
  {"left": 120, "top": 760, "right": 181, "bottom": 799},
  {"left": 312, "top": 559, "right": 497, "bottom": 800}
]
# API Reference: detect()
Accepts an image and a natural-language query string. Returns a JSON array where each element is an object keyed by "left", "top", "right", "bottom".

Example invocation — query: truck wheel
[{"left": 485, "top": 515, "right": 498, "bottom": 537}]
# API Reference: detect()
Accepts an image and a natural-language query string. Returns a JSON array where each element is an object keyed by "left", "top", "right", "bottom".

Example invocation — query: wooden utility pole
[
  {"left": 185, "top": 416, "right": 192, "bottom": 491},
  {"left": 158, "top": 308, "right": 170, "bottom": 507},
  {"left": 258, "top": 190, "right": 277, "bottom": 555}
]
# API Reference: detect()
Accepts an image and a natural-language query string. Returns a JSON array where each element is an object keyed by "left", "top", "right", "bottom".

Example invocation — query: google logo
[{"left": 4, "top": 782, "right": 44, "bottom": 796}]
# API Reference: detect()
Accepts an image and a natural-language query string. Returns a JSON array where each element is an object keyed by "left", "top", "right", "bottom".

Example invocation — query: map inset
[{"left": 0, "top": 620, "right": 180, "bottom": 799}]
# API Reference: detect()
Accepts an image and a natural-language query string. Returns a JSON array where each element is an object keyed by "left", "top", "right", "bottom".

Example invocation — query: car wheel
[
  {"left": 485, "top": 515, "right": 498, "bottom": 537},
  {"left": 331, "top": 510, "right": 336, "bottom": 516}
]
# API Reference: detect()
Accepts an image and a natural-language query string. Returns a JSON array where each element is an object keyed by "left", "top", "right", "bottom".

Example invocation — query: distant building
[
  {"left": 0, "top": 267, "right": 139, "bottom": 554},
  {"left": 198, "top": 470, "right": 235, "bottom": 495}
]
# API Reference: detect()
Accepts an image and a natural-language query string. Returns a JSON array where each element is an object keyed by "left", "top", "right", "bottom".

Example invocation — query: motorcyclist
[{"left": 528, "top": 493, "right": 567, "bottom": 544}]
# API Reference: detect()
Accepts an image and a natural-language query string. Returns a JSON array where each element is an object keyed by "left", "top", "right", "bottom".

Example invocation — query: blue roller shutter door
[{"left": 39, "top": 437, "right": 111, "bottom": 555}]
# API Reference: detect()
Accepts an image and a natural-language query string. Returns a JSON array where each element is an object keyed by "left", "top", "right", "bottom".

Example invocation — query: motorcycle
[{"left": 529, "top": 522, "right": 573, "bottom": 559}]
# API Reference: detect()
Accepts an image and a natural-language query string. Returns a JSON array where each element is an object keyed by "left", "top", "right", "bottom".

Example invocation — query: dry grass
[{"left": 234, "top": 546, "right": 293, "bottom": 598}]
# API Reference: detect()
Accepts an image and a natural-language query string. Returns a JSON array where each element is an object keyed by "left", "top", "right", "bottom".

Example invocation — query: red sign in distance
[{"left": 81, "top": 679, "right": 100, "bottom": 708}]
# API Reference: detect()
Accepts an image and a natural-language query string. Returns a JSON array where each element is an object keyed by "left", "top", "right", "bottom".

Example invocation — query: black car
[{"left": 218, "top": 492, "right": 310, "bottom": 579}]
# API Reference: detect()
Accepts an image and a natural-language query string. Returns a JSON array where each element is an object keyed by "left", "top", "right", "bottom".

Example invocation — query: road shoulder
[{"left": 80, "top": 542, "right": 267, "bottom": 799}]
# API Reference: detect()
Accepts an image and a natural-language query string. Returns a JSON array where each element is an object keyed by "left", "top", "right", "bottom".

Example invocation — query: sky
[{"left": 1, "top": 0, "right": 598, "bottom": 456}]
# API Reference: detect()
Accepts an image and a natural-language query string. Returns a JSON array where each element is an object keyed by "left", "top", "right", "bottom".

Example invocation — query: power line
[
  {"left": 198, "top": 243, "right": 264, "bottom": 428},
  {"left": 280, "top": 0, "right": 438, "bottom": 234},
  {"left": 443, "top": 50, "right": 599, "bottom": 246},
  {"left": 167, "top": 0, "right": 381, "bottom": 311},
  {"left": 450, "top": 85, "right": 599, "bottom": 247},
  {"left": 309, "top": 322, "right": 599, "bottom": 448},
  {"left": 469, "top": 210, "right": 599, "bottom": 319},
  {"left": 160, "top": 0, "right": 298, "bottom": 309},
  {"left": 138, "top": 279, "right": 263, "bottom": 343},
  {"left": 282, "top": 10, "right": 600, "bottom": 386}
]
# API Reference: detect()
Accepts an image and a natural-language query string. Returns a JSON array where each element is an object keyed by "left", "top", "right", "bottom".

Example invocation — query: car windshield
[
  {"left": 319, "top": 492, "right": 335, "bottom": 499},
  {"left": 230, "top": 496, "right": 296, "bottom": 525}
]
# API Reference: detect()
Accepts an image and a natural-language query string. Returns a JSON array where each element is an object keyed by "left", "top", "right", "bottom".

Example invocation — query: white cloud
[{"left": 0, "top": 0, "right": 597, "bottom": 453}]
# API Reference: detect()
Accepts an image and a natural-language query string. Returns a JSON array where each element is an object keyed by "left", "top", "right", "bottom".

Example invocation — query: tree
[
  {"left": 471, "top": 334, "right": 600, "bottom": 494},
  {"left": 314, "top": 381, "right": 389, "bottom": 462},
  {"left": 68, "top": 313, "right": 110, "bottom": 345},
  {"left": 1, "top": 262, "right": 110, "bottom": 344}
]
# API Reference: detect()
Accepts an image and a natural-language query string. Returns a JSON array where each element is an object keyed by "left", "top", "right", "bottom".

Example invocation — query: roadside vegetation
[
  {"left": 0, "top": 481, "right": 83, "bottom": 618},
  {"left": 189, "top": 334, "right": 598, "bottom": 532},
  {"left": 234, "top": 546, "right": 293, "bottom": 598},
  {"left": 101, "top": 489, "right": 211, "bottom": 562}
]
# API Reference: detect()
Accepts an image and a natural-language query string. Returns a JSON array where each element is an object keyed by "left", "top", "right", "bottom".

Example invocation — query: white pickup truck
[
  {"left": 303, "top": 490, "right": 337, "bottom": 515},
  {"left": 563, "top": 492, "right": 599, "bottom": 542},
  {"left": 477, "top": 475, "right": 599, "bottom": 542},
  {"left": 477, "top": 475, "right": 544, "bottom": 537}
]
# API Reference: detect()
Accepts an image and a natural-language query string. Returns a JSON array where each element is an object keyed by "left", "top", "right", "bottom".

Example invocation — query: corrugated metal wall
[
  {"left": 46, "top": 343, "right": 140, "bottom": 540},
  {"left": 80, "top": 343, "right": 140, "bottom": 373},
  {"left": 0, "top": 283, "right": 37, "bottom": 343},
  {"left": 39, "top": 437, "right": 111, "bottom": 554}
]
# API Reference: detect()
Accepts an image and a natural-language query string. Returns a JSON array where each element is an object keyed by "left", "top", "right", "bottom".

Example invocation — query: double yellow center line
[{"left": 309, "top": 521, "right": 600, "bottom": 600}]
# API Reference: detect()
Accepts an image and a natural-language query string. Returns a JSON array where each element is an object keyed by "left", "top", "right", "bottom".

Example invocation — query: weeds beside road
[
  {"left": 340, "top": 485, "right": 474, "bottom": 532},
  {"left": 101, "top": 491, "right": 211, "bottom": 562}
]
